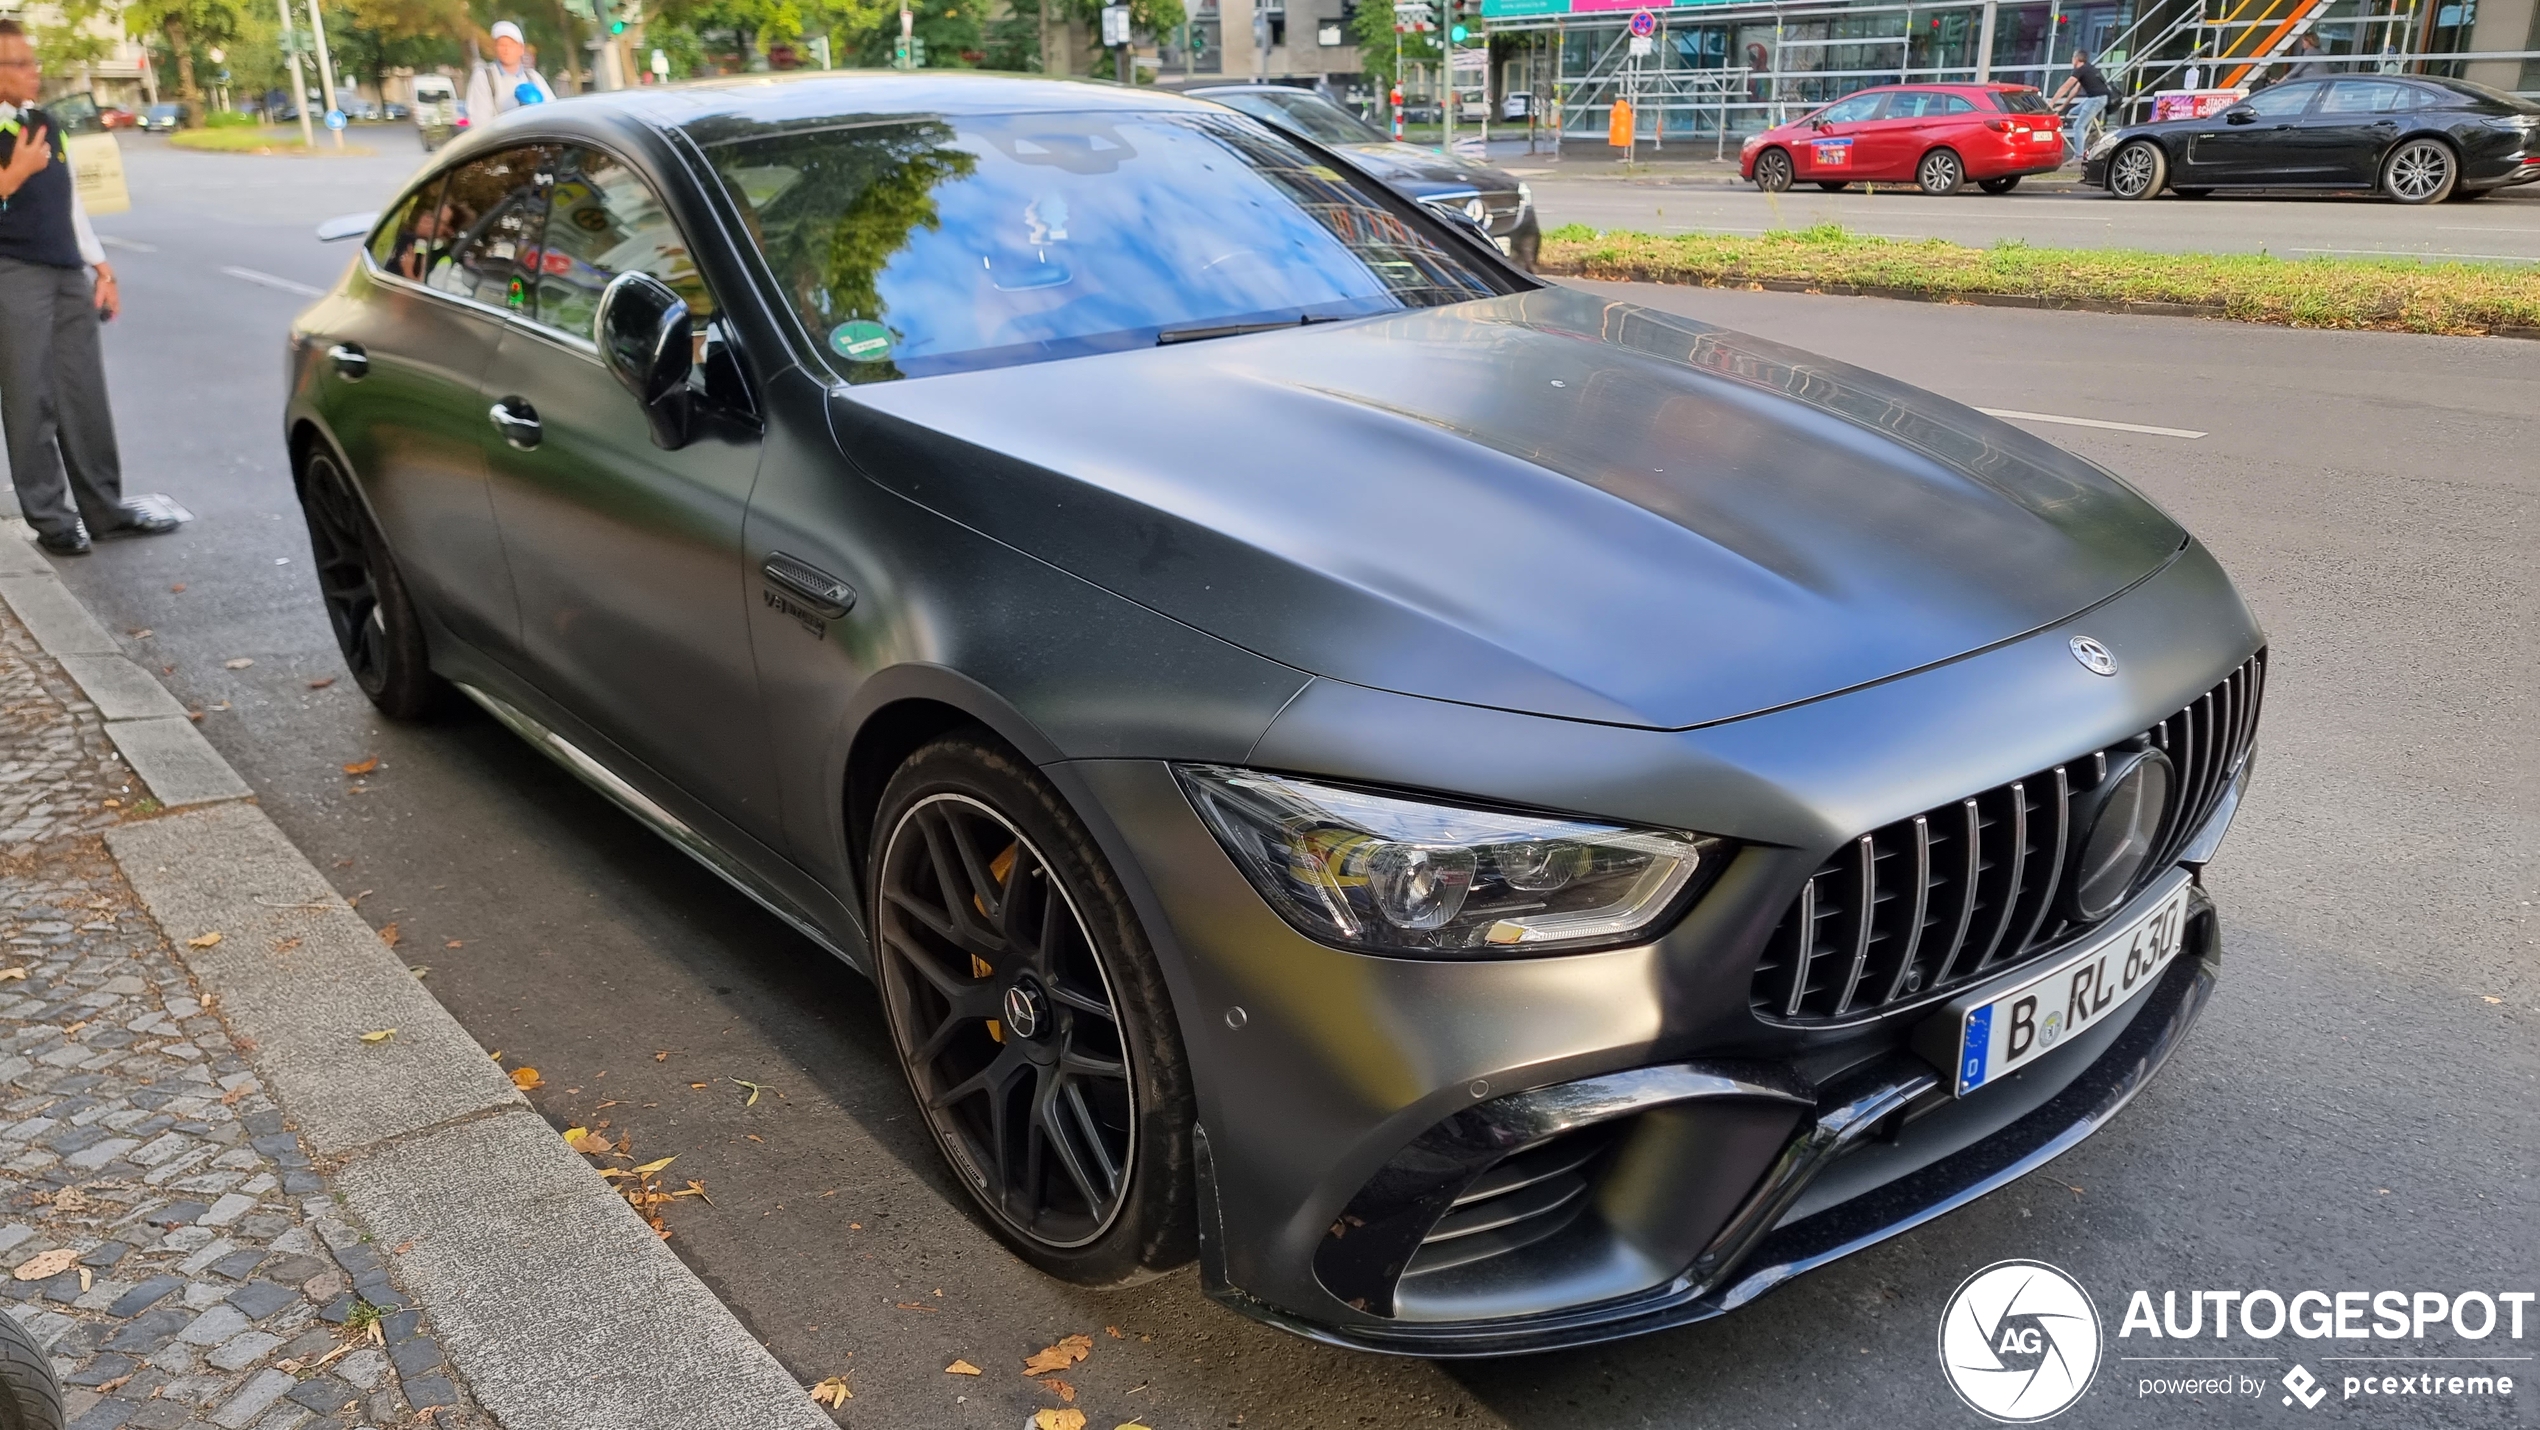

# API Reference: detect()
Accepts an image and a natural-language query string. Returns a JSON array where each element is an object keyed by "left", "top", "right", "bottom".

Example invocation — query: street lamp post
[
  {"left": 304, "top": 0, "right": 342, "bottom": 147},
  {"left": 275, "top": 0, "right": 316, "bottom": 148}
]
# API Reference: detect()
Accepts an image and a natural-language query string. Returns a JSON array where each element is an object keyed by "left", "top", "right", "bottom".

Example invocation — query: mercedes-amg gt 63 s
[{"left": 287, "top": 73, "right": 2264, "bottom": 1354}]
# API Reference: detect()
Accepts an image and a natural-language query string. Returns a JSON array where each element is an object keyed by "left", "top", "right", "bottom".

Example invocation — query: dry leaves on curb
[
  {"left": 509, "top": 1067, "right": 543, "bottom": 1091},
  {"left": 185, "top": 932, "right": 222, "bottom": 949},
  {"left": 1044, "top": 1378, "right": 1077, "bottom": 1403},
  {"left": 1031, "top": 1411, "right": 1086, "bottom": 1430},
  {"left": 944, "top": 1359, "right": 982, "bottom": 1376},
  {"left": 1023, "top": 1333, "right": 1093, "bottom": 1377},
  {"left": 730, "top": 1078, "right": 766, "bottom": 1107},
  {"left": 0, "top": 968, "right": 25, "bottom": 982},
  {"left": 564, "top": 1129, "right": 708, "bottom": 1237},
  {"left": 359, "top": 1029, "right": 396, "bottom": 1044},
  {"left": 11, "top": 1248, "right": 80, "bottom": 1282},
  {"left": 808, "top": 1376, "right": 851, "bottom": 1407},
  {"left": 343, "top": 757, "right": 379, "bottom": 775},
  {"left": 377, "top": 923, "right": 400, "bottom": 949}
]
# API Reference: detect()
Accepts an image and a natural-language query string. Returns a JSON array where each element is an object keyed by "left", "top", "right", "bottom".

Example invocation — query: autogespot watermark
[{"left": 1939, "top": 1268, "right": 2536, "bottom": 1421}]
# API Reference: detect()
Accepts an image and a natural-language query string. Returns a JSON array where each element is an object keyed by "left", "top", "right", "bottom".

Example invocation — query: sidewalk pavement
[{"left": 0, "top": 515, "right": 835, "bottom": 1430}]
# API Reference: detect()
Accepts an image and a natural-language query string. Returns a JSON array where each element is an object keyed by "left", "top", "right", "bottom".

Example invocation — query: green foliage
[
  {"left": 1353, "top": 0, "right": 1434, "bottom": 90},
  {"left": 1542, "top": 221, "right": 1593, "bottom": 241},
  {"left": 846, "top": 0, "right": 982, "bottom": 67},
  {"left": 204, "top": 107, "right": 260, "bottom": 125},
  {"left": 30, "top": 0, "right": 120, "bottom": 71},
  {"left": 980, "top": 0, "right": 1040, "bottom": 71}
]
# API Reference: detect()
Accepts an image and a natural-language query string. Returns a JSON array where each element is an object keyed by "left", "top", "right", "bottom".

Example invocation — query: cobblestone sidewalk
[{"left": 0, "top": 597, "right": 496, "bottom": 1430}]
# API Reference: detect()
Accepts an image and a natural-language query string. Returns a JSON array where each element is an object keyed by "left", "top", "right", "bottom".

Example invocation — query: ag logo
[{"left": 1939, "top": 1260, "right": 2102, "bottom": 1422}]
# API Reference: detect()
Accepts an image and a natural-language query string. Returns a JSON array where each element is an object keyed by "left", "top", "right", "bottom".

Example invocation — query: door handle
[
  {"left": 761, "top": 552, "right": 855, "bottom": 619},
  {"left": 328, "top": 342, "right": 368, "bottom": 379},
  {"left": 488, "top": 398, "right": 541, "bottom": 449}
]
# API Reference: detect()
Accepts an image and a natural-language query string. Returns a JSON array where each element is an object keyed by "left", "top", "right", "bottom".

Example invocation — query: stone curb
[
  {"left": 1543, "top": 264, "right": 2540, "bottom": 341},
  {"left": 2, "top": 528, "right": 831, "bottom": 1430}
]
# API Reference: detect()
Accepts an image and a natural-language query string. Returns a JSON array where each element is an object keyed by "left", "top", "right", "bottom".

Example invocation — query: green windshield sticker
[{"left": 829, "top": 320, "right": 894, "bottom": 363}]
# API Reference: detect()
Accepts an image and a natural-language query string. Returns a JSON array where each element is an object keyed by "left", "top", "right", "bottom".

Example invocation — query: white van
[{"left": 411, "top": 74, "right": 459, "bottom": 150}]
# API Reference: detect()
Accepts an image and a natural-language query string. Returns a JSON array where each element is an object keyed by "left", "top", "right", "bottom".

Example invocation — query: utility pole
[
  {"left": 305, "top": 0, "right": 342, "bottom": 147},
  {"left": 900, "top": 0, "right": 915, "bottom": 68},
  {"left": 276, "top": 0, "right": 315, "bottom": 148}
]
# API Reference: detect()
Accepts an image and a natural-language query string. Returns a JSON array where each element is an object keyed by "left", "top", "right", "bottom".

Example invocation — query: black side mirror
[
  {"left": 1810, "top": 118, "right": 1830, "bottom": 132},
  {"left": 2223, "top": 106, "right": 2257, "bottom": 125},
  {"left": 597, "top": 271, "right": 694, "bottom": 451}
]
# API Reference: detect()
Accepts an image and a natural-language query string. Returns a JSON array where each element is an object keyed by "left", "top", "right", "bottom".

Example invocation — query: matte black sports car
[
  {"left": 2084, "top": 73, "right": 2540, "bottom": 202},
  {"left": 1189, "top": 83, "right": 1543, "bottom": 269},
  {"left": 290, "top": 72, "right": 2264, "bottom": 1354}
]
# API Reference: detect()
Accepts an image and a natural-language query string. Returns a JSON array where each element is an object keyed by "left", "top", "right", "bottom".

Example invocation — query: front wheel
[
  {"left": 296, "top": 447, "right": 444, "bottom": 720},
  {"left": 2107, "top": 140, "right": 2168, "bottom": 200},
  {"left": 1977, "top": 175, "right": 2021, "bottom": 194},
  {"left": 0, "top": 1293, "right": 66, "bottom": 1430},
  {"left": 2382, "top": 139, "right": 2456, "bottom": 204},
  {"left": 1917, "top": 148, "right": 1965, "bottom": 196},
  {"left": 869, "top": 733, "right": 1196, "bottom": 1286},
  {"left": 1753, "top": 147, "right": 1794, "bottom": 192}
]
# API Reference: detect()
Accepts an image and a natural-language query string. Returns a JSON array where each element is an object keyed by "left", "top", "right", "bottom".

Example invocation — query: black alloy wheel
[
  {"left": 2108, "top": 140, "right": 2167, "bottom": 200},
  {"left": 296, "top": 448, "right": 441, "bottom": 719},
  {"left": 1816, "top": 180, "right": 1850, "bottom": 191},
  {"left": 2382, "top": 138, "right": 2456, "bottom": 204},
  {"left": 1978, "top": 175, "right": 2021, "bottom": 194},
  {"left": 870, "top": 735, "right": 1195, "bottom": 1284},
  {"left": 1754, "top": 148, "right": 1794, "bottom": 192},
  {"left": 1917, "top": 148, "right": 1965, "bottom": 196}
]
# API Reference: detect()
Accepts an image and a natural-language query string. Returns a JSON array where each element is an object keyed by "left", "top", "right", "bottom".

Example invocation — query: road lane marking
[
  {"left": 2293, "top": 247, "right": 2538, "bottom": 263},
  {"left": 99, "top": 235, "right": 157, "bottom": 252},
  {"left": 221, "top": 266, "right": 325, "bottom": 297},
  {"left": 1978, "top": 407, "right": 2207, "bottom": 439}
]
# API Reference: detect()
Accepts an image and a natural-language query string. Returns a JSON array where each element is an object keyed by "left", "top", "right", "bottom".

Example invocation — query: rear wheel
[
  {"left": 1816, "top": 180, "right": 1850, "bottom": 191},
  {"left": 1917, "top": 148, "right": 1965, "bottom": 196},
  {"left": 296, "top": 447, "right": 444, "bottom": 720},
  {"left": 1754, "top": 148, "right": 1794, "bottom": 192},
  {"left": 869, "top": 733, "right": 1196, "bottom": 1286},
  {"left": 0, "top": 1295, "right": 66, "bottom": 1430},
  {"left": 2107, "top": 140, "right": 2167, "bottom": 200},
  {"left": 1977, "top": 175, "right": 2021, "bottom": 194},
  {"left": 2382, "top": 138, "right": 2456, "bottom": 204}
]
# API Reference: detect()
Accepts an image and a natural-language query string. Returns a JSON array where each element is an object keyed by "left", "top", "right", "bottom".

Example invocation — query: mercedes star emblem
[{"left": 2069, "top": 635, "right": 2118, "bottom": 676}]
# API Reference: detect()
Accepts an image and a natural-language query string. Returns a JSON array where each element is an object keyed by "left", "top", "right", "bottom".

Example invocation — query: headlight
[
  {"left": 1517, "top": 181, "right": 1533, "bottom": 213},
  {"left": 2084, "top": 132, "right": 2122, "bottom": 161},
  {"left": 1176, "top": 765, "right": 1725, "bottom": 956}
]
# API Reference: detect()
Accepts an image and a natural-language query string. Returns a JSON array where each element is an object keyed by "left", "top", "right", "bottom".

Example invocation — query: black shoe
[
  {"left": 92, "top": 501, "right": 183, "bottom": 539},
  {"left": 37, "top": 527, "right": 92, "bottom": 556}
]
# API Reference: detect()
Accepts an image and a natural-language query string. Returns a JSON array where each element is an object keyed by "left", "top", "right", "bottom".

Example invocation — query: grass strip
[
  {"left": 1538, "top": 222, "right": 2540, "bottom": 338},
  {"left": 168, "top": 127, "right": 374, "bottom": 157}
]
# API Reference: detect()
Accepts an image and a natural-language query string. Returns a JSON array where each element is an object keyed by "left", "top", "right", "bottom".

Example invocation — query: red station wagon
[{"left": 1741, "top": 84, "right": 2066, "bottom": 195}]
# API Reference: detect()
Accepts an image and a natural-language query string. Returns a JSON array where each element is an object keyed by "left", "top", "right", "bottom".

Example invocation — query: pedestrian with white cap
[{"left": 465, "top": 21, "right": 555, "bottom": 122}]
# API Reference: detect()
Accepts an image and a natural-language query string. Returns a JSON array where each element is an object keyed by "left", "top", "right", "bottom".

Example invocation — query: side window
[
  {"left": 1817, "top": 93, "right": 1887, "bottom": 124},
  {"left": 531, "top": 147, "right": 716, "bottom": 345},
  {"left": 1939, "top": 94, "right": 1977, "bottom": 115},
  {"left": 367, "top": 184, "right": 427, "bottom": 271},
  {"left": 2321, "top": 80, "right": 2409, "bottom": 113},
  {"left": 1885, "top": 92, "right": 1935, "bottom": 119},
  {"left": 426, "top": 146, "right": 556, "bottom": 311},
  {"left": 2244, "top": 83, "right": 2320, "bottom": 118}
]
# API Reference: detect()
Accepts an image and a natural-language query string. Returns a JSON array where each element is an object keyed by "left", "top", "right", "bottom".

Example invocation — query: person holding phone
[
  {"left": 0, "top": 19, "right": 177, "bottom": 555},
  {"left": 465, "top": 21, "right": 556, "bottom": 123}
]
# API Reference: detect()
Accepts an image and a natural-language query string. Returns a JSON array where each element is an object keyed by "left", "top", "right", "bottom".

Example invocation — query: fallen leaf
[
  {"left": 688, "top": 1082, "right": 707, "bottom": 1089},
  {"left": 731, "top": 1078, "right": 765, "bottom": 1107},
  {"left": 359, "top": 1028, "right": 396, "bottom": 1044},
  {"left": 407, "top": 965, "right": 430, "bottom": 979},
  {"left": 1115, "top": 1422, "right": 1156, "bottom": 1430},
  {"left": 848, "top": 1222, "right": 862, "bottom": 1230},
  {"left": 510, "top": 1067, "right": 543, "bottom": 1090},
  {"left": 1046, "top": 1377, "right": 1076, "bottom": 1403},
  {"left": 393, "top": 1241, "right": 413, "bottom": 1255},
  {"left": 809, "top": 1375, "right": 851, "bottom": 1407},
  {"left": 219, "top": 1085, "right": 247, "bottom": 1106},
  {"left": 2485, "top": 996, "right": 2504, "bottom": 1004},
  {"left": 895, "top": 1301, "right": 937, "bottom": 1313},
  {"left": 0, "top": 968, "right": 24, "bottom": 982},
  {"left": 101, "top": 798, "right": 120, "bottom": 809},
  {"left": 232, "top": 1035, "right": 256, "bottom": 1053},
  {"left": 342, "top": 756, "right": 378, "bottom": 775},
  {"left": 654, "top": 1051, "right": 669, "bottom": 1061},
  {"left": 444, "top": 939, "right": 463, "bottom": 949},
  {"left": 224, "top": 657, "right": 254, "bottom": 669},
  {"left": 307, "top": 676, "right": 334, "bottom": 689},
  {"left": 130, "top": 629, "right": 153, "bottom": 639},
  {"left": 745, "top": 1134, "right": 764, "bottom": 1143},
  {"left": 674, "top": 1179, "right": 712, "bottom": 1204},
  {"left": 1033, "top": 1411, "right": 1086, "bottom": 1430},
  {"left": 1105, "top": 1326, "right": 1123, "bottom": 1339},
  {"left": 631, "top": 1155, "right": 677, "bottom": 1175},
  {"left": 1023, "top": 1333, "right": 1094, "bottom": 1377},
  {"left": 186, "top": 932, "right": 222, "bottom": 949},
  {"left": 377, "top": 923, "right": 399, "bottom": 948},
  {"left": 272, "top": 937, "right": 302, "bottom": 953},
  {"left": 50, "top": 1188, "right": 89, "bottom": 1214},
  {"left": 945, "top": 1359, "right": 982, "bottom": 1376},
  {"left": 11, "top": 1248, "right": 79, "bottom": 1281},
  {"left": 186, "top": 710, "right": 204, "bottom": 722},
  {"left": 170, "top": 583, "right": 186, "bottom": 593}
]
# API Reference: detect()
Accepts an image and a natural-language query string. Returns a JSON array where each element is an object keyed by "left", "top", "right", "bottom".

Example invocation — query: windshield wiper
[{"left": 1156, "top": 314, "right": 1338, "bottom": 346}]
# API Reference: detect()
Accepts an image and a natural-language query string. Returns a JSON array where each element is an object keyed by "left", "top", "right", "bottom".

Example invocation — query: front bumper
[{"left": 1060, "top": 539, "right": 2260, "bottom": 1353}]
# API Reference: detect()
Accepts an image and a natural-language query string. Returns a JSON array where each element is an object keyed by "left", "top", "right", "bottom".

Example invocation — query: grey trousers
[{"left": 0, "top": 256, "right": 126, "bottom": 540}]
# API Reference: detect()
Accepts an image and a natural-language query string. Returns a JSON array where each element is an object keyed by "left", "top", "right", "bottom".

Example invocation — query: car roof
[{"left": 558, "top": 70, "right": 1222, "bottom": 137}]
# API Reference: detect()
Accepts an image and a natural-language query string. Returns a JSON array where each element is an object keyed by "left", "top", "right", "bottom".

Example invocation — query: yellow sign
[{"left": 66, "top": 132, "right": 130, "bottom": 217}]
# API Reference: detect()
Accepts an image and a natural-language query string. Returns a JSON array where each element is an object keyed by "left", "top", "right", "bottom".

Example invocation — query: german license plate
[{"left": 1947, "top": 873, "right": 2192, "bottom": 1095}]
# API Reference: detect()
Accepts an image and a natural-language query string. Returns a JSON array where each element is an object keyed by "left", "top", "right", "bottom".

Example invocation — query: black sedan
[
  {"left": 1190, "top": 83, "right": 1542, "bottom": 269},
  {"left": 2085, "top": 74, "right": 2540, "bottom": 202},
  {"left": 291, "top": 72, "right": 2262, "bottom": 1354}
]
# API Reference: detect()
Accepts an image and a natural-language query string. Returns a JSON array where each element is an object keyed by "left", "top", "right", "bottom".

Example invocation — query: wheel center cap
[{"left": 1003, "top": 980, "right": 1045, "bottom": 1041}]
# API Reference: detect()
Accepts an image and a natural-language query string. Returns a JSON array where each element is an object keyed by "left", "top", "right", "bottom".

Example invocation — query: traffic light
[
  {"left": 1450, "top": 22, "right": 1466, "bottom": 40},
  {"left": 610, "top": 17, "right": 626, "bottom": 31}
]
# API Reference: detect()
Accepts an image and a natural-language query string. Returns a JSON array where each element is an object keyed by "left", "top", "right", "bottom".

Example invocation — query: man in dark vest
[{"left": 0, "top": 19, "right": 180, "bottom": 555}]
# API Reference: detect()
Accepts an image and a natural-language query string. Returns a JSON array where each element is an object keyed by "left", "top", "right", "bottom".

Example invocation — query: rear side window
[
  {"left": 531, "top": 147, "right": 717, "bottom": 343},
  {"left": 1938, "top": 94, "right": 1977, "bottom": 115},
  {"left": 1992, "top": 88, "right": 2053, "bottom": 114},
  {"left": 425, "top": 146, "right": 556, "bottom": 311},
  {"left": 2320, "top": 80, "right": 2412, "bottom": 114},
  {"left": 1885, "top": 92, "right": 1940, "bottom": 119}
]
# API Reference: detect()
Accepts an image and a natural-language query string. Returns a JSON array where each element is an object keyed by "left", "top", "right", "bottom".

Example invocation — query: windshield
[
  {"left": 1991, "top": 88, "right": 2052, "bottom": 114},
  {"left": 701, "top": 109, "right": 1508, "bottom": 383},
  {"left": 1206, "top": 90, "right": 1391, "bottom": 147}
]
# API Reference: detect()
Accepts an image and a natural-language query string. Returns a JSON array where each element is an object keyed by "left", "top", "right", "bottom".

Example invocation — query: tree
[
  {"left": 324, "top": 0, "right": 467, "bottom": 102},
  {"left": 31, "top": 0, "right": 121, "bottom": 90},
  {"left": 1352, "top": 0, "right": 1432, "bottom": 91},
  {"left": 126, "top": 0, "right": 252, "bottom": 124}
]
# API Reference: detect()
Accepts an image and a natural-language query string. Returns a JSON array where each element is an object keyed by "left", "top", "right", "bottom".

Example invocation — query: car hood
[
  {"left": 1334, "top": 141, "right": 1515, "bottom": 195},
  {"left": 833, "top": 285, "right": 2185, "bottom": 730}
]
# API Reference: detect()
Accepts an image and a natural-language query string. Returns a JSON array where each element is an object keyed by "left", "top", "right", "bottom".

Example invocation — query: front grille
[
  {"left": 1750, "top": 652, "right": 2264, "bottom": 1026},
  {"left": 1402, "top": 1125, "right": 1617, "bottom": 1278}
]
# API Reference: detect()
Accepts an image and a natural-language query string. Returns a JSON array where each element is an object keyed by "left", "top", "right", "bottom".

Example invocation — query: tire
[
  {"left": 1978, "top": 175, "right": 2021, "bottom": 194},
  {"left": 1816, "top": 180, "right": 1850, "bottom": 191},
  {"left": 2173, "top": 186, "right": 2214, "bottom": 198},
  {"left": 1917, "top": 148, "right": 1965, "bottom": 196},
  {"left": 295, "top": 445, "right": 445, "bottom": 721},
  {"left": 2445, "top": 185, "right": 2490, "bottom": 202},
  {"left": 2381, "top": 138, "right": 2456, "bottom": 204},
  {"left": 868, "top": 732, "right": 1196, "bottom": 1287},
  {"left": 1753, "top": 147, "right": 1794, "bottom": 192},
  {"left": 0, "top": 1300, "right": 67, "bottom": 1430},
  {"left": 2107, "top": 140, "right": 2168, "bottom": 200}
]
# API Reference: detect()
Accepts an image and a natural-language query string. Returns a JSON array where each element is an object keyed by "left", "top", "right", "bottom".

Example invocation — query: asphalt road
[
  {"left": 54, "top": 137, "right": 2540, "bottom": 1429},
  {"left": 1522, "top": 172, "right": 2540, "bottom": 260}
]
